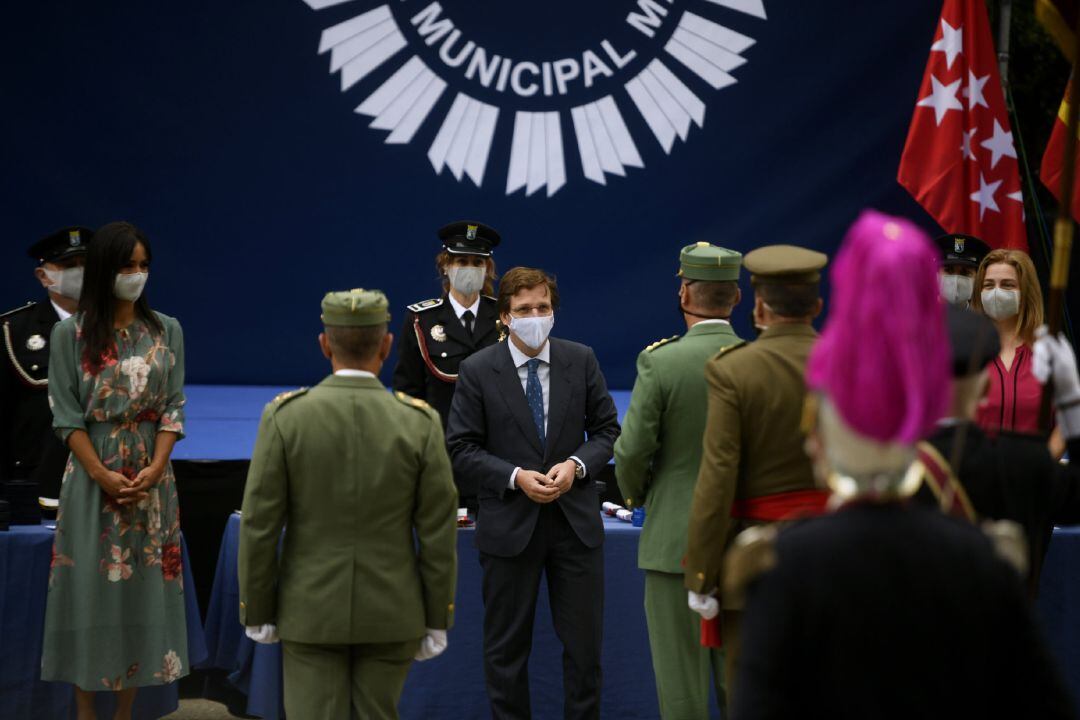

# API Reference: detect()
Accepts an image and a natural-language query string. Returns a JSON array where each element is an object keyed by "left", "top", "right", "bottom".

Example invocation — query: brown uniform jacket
[{"left": 684, "top": 323, "right": 818, "bottom": 600}]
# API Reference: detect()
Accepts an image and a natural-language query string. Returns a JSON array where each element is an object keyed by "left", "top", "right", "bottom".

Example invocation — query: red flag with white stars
[{"left": 897, "top": 0, "right": 1027, "bottom": 250}]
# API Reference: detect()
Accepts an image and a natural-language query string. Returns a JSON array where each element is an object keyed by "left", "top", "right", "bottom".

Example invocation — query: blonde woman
[{"left": 971, "top": 248, "right": 1062, "bottom": 454}]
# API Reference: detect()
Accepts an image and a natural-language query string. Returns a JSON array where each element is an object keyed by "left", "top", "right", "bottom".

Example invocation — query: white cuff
[
  {"left": 509, "top": 467, "right": 520, "bottom": 490},
  {"left": 569, "top": 455, "right": 587, "bottom": 478}
]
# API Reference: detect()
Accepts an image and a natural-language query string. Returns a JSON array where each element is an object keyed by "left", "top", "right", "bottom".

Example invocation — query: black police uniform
[
  {"left": 392, "top": 220, "right": 502, "bottom": 510},
  {"left": 733, "top": 503, "right": 1074, "bottom": 720},
  {"left": 1, "top": 226, "right": 93, "bottom": 516}
]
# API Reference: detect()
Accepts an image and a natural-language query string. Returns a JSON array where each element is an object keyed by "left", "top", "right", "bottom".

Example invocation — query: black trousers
[{"left": 479, "top": 503, "right": 604, "bottom": 720}]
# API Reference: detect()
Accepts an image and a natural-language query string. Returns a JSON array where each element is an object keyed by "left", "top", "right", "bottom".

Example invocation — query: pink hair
[{"left": 806, "top": 210, "right": 950, "bottom": 444}]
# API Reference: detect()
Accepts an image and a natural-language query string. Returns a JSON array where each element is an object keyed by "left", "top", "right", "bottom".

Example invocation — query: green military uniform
[
  {"left": 683, "top": 245, "right": 827, "bottom": 700},
  {"left": 239, "top": 289, "right": 458, "bottom": 720},
  {"left": 614, "top": 242, "right": 742, "bottom": 719}
]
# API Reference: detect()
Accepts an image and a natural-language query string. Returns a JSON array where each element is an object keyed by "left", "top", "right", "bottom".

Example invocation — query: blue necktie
[{"left": 526, "top": 358, "right": 546, "bottom": 451}]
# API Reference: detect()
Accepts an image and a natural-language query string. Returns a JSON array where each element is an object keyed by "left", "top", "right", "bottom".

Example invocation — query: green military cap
[
  {"left": 320, "top": 288, "right": 391, "bottom": 327},
  {"left": 678, "top": 241, "right": 742, "bottom": 281},
  {"left": 744, "top": 244, "right": 828, "bottom": 284}
]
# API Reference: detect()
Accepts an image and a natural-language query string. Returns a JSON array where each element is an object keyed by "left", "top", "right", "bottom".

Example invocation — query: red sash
[{"left": 700, "top": 488, "right": 831, "bottom": 648}]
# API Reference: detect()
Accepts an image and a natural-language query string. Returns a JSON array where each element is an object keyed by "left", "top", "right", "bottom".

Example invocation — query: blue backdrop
[{"left": 1, "top": 0, "right": 943, "bottom": 387}]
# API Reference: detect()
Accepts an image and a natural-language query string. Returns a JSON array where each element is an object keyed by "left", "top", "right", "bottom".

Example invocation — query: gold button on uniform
[
  {"left": 696, "top": 572, "right": 705, "bottom": 580},
  {"left": 240, "top": 601, "right": 246, "bottom": 609},
  {"left": 448, "top": 603, "right": 454, "bottom": 611}
]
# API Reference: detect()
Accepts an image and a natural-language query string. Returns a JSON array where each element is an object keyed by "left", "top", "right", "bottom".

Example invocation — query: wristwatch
[{"left": 572, "top": 458, "right": 586, "bottom": 480}]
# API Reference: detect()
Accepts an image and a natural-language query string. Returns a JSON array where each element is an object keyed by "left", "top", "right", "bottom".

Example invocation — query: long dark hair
[{"left": 79, "top": 221, "right": 163, "bottom": 373}]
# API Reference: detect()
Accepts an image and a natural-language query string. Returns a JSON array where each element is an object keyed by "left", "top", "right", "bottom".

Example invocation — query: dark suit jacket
[
  {"left": 446, "top": 338, "right": 620, "bottom": 557},
  {"left": 916, "top": 423, "right": 1080, "bottom": 595}
]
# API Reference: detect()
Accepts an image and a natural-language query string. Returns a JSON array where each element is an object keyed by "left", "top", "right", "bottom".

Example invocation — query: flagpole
[
  {"left": 996, "top": 0, "right": 1013, "bottom": 81},
  {"left": 1040, "top": 11, "right": 1080, "bottom": 431}
]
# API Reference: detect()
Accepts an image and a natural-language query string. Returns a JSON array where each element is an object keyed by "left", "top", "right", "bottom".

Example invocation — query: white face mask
[
  {"left": 981, "top": 288, "right": 1019, "bottom": 321},
  {"left": 114, "top": 272, "right": 148, "bottom": 301},
  {"left": 939, "top": 274, "right": 974, "bottom": 306},
  {"left": 509, "top": 313, "right": 554, "bottom": 350},
  {"left": 42, "top": 267, "right": 84, "bottom": 300},
  {"left": 447, "top": 265, "right": 485, "bottom": 296}
]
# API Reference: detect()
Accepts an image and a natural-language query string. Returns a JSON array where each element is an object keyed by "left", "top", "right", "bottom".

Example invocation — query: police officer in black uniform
[
  {"left": 935, "top": 232, "right": 990, "bottom": 307},
  {"left": 393, "top": 221, "right": 501, "bottom": 512},
  {"left": 1, "top": 226, "right": 93, "bottom": 520}
]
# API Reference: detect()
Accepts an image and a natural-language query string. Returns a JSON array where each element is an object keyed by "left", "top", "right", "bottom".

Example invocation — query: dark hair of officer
[
  {"left": 497, "top": 267, "right": 560, "bottom": 316},
  {"left": 686, "top": 280, "right": 739, "bottom": 314},
  {"left": 435, "top": 251, "right": 498, "bottom": 297},
  {"left": 80, "top": 222, "right": 163, "bottom": 374},
  {"left": 753, "top": 282, "right": 820, "bottom": 318},
  {"left": 324, "top": 325, "right": 387, "bottom": 365}
]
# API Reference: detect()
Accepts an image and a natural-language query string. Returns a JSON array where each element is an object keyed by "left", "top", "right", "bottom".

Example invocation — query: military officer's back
[
  {"left": 239, "top": 289, "right": 458, "bottom": 719},
  {"left": 684, "top": 244, "right": 828, "bottom": 699},
  {"left": 614, "top": 242, "right": 744, "bottom": 718},
  {"left": 1, "top": 226, "right": 92, "bottom": 519}
]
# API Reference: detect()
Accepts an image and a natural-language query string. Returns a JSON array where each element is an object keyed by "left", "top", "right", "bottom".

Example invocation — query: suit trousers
[
  {"left": 643, "top": 571, "right": 725, "bottom": 719},
  {"left": 281, "top": 638, "right": 421, "bottom": 720},
  {"left": 479, "top": 503, "right": 604, "bottom": 720}
]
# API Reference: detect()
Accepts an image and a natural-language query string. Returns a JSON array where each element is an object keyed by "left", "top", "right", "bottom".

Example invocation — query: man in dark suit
[
  {"left": 447, "top": 267, "right": 620, "bottom": 720},
  {"left": 1, "top": 227, "right": 93, "bottom": 519}
]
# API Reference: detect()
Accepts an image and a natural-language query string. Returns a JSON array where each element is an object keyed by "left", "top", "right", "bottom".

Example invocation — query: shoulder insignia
[
  {"left": 714, "top": 340, "right": 748, "bottom": 360},
  {"left": 722, "top": 524, "right": 778, "bottom": 609},
  {"left": 272, "top": 387, "right": 309, "bottom": 406},
  {"left": 644, "top": 335, "right": 680, "bottom": 353},
  {"left": 981, "top": 519, "right": 1028, "bottom": 577},
  {"left": 0, "top": 302, "right": 37, "bottom": 322},
  {"left": 394, "top": 390, "right": 434, "bottom": 412},
  {"left": 407, "top": 298, "right": 444, "bottom": 313}
]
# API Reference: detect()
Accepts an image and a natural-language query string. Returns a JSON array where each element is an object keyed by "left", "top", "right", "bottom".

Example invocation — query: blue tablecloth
[
  {"left": 0, "top": 523, "right": 208, "bottom": 720},
  {"left": 1038, "top": 526, "right": 1080, "bottom": 706},
  {"left": 205, "top": 512, "right": 663, "bottom": 719}
]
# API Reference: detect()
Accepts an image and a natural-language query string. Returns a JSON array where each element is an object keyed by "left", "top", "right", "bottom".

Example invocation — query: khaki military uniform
[
  {"left": 239, "top": 289, "right": 458, "bottom": 719},
  {"left": 615, "top": 322, "right": 741, "bottom": 718},
  {"left": 684, "top": 322, "right": 820, "bottom": 695}
]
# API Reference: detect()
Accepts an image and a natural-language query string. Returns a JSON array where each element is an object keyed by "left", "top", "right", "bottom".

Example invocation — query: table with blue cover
[
  {"left": 0, "top": 523, "right": 209, "bottom": 720},
  {"left": 204, "top": 512, "right": 667, "bottom": 719}
]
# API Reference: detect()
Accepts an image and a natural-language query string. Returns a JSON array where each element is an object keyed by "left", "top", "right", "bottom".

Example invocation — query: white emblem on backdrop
[{"left": 301, "top": 0, "right": 766, "bottom": 196}]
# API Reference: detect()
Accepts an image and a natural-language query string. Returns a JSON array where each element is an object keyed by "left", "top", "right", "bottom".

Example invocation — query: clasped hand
[
  {"left": 94, "top": 463, "right": 164, "bottom": 505},
  {"left": 517, "top": 460, "right": 576, "bottom": 504}
]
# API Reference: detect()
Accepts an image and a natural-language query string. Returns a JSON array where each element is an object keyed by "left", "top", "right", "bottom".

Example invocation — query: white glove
[
  {"left": 245, "top": 624, "right": 280, "bottom": 644},
  {"left": 414, "top": 628, "right": 448, "bottom": 661},
  {"left": 1033, "top": 326, "right": 1080, "bottom": 439},
  {"left": 688, "top": 590, "right": 719, "bottom": 620}
]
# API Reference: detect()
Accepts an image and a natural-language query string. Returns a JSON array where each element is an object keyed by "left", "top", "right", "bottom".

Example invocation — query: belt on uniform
[{"left": 730, "top": 488, "right": 831, "bottom": 522}]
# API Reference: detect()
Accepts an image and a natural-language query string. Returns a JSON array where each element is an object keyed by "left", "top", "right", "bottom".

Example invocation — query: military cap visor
[
  {"left": 28, "top": 226, "right": 94, "bottom": 263},
  {"left": 321, "top": 288, "right": 391, "bottom": 327},
  {"left": 678, "top": 241, "right": 742, "bottom": 281},
  {"left": 744, "top": 244, "right": 828, "bottom": 284},
  {"left": 439, "top": 220, "right": 501, "bottom": 257},
  {"left": 934, "top": 233, "right": 991, "bottom": 269}
]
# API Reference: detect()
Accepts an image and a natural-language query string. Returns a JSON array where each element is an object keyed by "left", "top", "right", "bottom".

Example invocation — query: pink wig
[{"left": 806, "top": 210, "right": 950, "bottom": 444}]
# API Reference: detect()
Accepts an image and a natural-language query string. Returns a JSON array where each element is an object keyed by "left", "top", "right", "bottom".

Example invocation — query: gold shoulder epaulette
[
  {"left": 394, "top": 390, "right": 434, "bottom": 413},
  {"left": 981, "top": 519, "right": 1028, "bottom": 577},
  {"left": 714, "top": 340, "right": 748, "bottom": 360},
  {"left": 722, "top": 524, "right": 778, "bottom": 609},
  {"left": 645, "top": 335, "right": 680, "bottom": 352},
  {"left": 272, "top": 387, "right": 309, "bottom": 405},
  {"left": 407, "top": 298, "right": 443, "bottom": 313}
]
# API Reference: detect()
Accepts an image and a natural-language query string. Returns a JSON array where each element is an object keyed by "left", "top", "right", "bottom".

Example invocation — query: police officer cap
[
  {"left": 321, "top": 288, "right": 391, "bottom": 327},
  {"left": 744, "top": 244, "right": 828, "bottom": 284},
  {"left": 945, "top": 305, "right": 1000, "bottom": 377},
  {"left": 678, "top": 242, "right": 742, "bottom": 281},
  {"left": 934, "top": 233, "right": 990, "bottom": 269},
  {"left": 27, "top": 226, "right": 94, "bottom": 263},
  {"left": 439, "top": 220, "right": 501, "bottom": 257}
]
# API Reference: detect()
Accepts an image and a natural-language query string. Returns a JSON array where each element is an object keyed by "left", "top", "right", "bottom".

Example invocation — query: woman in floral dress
[{"left": 41, "top": 222, "right": 188, "bottom": 719}]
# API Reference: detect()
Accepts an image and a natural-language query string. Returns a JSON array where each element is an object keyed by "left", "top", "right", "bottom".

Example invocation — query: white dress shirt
[
  {"left": 50, "top": 300, "right": 72, "bottom": 321},
  {"left": 505, "top": 339, "right": 585, "bottom": 489},
  {"left": 333, "top": 369, "right": 376, "bottom": 378},
  {"left": 447, "top": 293, "right": 480, "bottom": 331}
]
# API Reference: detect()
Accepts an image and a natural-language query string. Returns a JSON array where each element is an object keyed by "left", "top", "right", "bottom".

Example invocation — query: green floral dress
[{"left": 41, "top": 311, "right": 189, "bottom": 691}]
